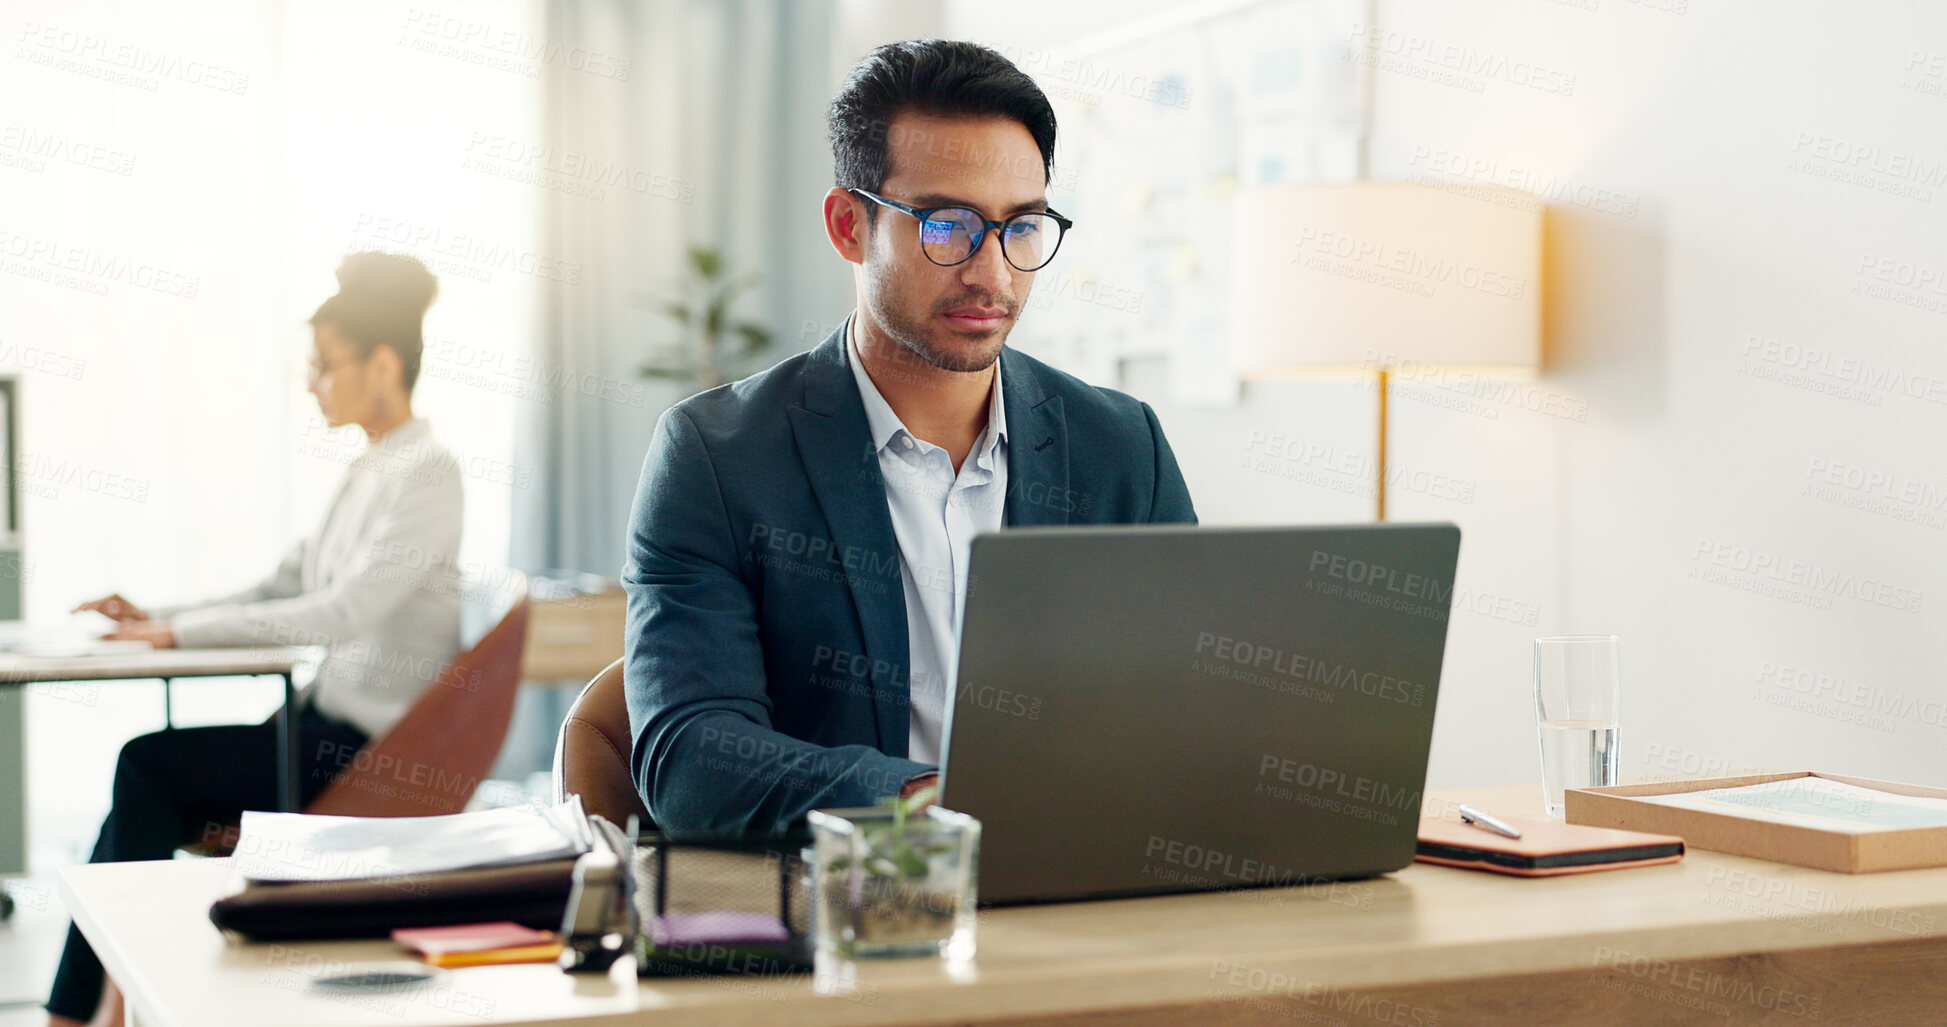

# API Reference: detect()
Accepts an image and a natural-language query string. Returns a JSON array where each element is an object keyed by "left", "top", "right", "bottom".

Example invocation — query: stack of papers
[
  {"left": 0, "top": 620, "right": 153, "bottom": 657},
  {"left": 232, "top": 796, "right": 592, "bottom": 883},
  {"left": 1634, "top": 777, "right": 1947, "bottom": 833}
]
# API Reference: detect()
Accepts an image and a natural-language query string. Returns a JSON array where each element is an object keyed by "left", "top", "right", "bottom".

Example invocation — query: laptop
[{"left": 938, "top": 523, "right": 1461, "bottom": 905}]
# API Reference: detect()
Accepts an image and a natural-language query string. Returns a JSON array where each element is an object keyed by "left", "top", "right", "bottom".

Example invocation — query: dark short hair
[
  {"left": 827, "top": 39, "right": 1056, "bottom": 201},
  {"left": 309, "top": 251, "right": 438, "bottom": 392}
]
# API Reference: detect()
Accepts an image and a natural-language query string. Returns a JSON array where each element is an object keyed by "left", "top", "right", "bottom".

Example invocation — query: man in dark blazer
[{"left": 623, "top": 40, "right": 1197, "bottom": 836}]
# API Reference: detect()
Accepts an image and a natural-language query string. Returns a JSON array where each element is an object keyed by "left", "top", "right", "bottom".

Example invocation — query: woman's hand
[
  {"left": 74, "top": 593, "right": 150, "bottom": 623},
  {"left": 102, "top": 621, "right": 177, "bottom": 648}
]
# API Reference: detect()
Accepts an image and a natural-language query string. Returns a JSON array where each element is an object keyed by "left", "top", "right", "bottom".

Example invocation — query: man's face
[{"left": 856, "top": 111, "right": 1047, "bottom": 374}]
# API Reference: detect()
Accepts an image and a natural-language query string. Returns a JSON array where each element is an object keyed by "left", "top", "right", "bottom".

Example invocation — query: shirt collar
[
  {"left": 845, "top": 313, "right": 1008, "bottom": 458},
  {"left": 846, "top": 316, "right": 907, "bottom": 455},
  {"left": 358, "top": 417, "right": 432, "bottom": 464}
]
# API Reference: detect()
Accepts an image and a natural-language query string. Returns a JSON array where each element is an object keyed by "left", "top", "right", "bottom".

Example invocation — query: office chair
[
  {"left": 551, "top": 658, "right": 652, "bottom": 828},
  {"left": 188, "top": 576, "right": 533, "bottom": 852}
]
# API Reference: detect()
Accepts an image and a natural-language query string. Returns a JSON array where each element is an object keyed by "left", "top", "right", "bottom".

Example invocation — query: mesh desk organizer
[
  {"left": 633, "top": 834, "right": 813, "bottom": 976},
  {"left": 558, "top": 816, "right": 814, "bottom": 978}
]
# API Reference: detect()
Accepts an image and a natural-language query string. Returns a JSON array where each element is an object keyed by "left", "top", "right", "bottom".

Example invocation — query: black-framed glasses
[
  {"left": 305, "top": 350, "right": 365, "bottom": 382},
  {"left": 849, "top": 188, "right": 1072, "bottom": 272}
]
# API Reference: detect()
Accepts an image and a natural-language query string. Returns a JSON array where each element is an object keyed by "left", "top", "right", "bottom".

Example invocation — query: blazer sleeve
[
  {"left": 169, "top": 473, "right": 462, "bottom": 649},
  {"left": 1142, "top": 401, "right": 1198, "bottom": 524},
  {"left": 623, "top": 408, "right": 930, "bottom": 838}
]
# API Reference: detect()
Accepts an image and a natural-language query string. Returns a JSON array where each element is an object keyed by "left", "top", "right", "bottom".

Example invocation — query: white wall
[
  {"left": 1, "top": 0, "right": 540, "bottom": 865},
  {"left": 1, "top": 0, "right": 537, "bottom": 618},
  {"left": 947, "top": 0, "right": 1947, "bottom": 792}
]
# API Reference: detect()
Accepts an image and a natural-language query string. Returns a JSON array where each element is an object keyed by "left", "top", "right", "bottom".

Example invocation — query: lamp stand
[{"left": 1375, "top": 368, "right": 1389, "bottom": 521}]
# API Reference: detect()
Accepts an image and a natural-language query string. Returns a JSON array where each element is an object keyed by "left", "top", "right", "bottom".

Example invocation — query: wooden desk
[
  {"left": 0, "top": 647, "right": 299, "bottom": 687},
  {"left": 521, "top": 590, "right": 624, "bottom": 683},
  {"left": 58, "top": 784, "right": 1947, "bottom": 1026},
  {"left": 0, "top": 648, "right": 302, "bottom": 880}
]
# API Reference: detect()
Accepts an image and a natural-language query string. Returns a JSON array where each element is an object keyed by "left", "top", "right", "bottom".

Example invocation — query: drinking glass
[{"left": 1534, "top": 635, "right": 1621, "bottom": 817}]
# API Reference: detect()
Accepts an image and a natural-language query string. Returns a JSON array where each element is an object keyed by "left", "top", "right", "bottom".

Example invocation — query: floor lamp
[{"left": 1230, "top": 182, "right": 1543, "bottom": 520}]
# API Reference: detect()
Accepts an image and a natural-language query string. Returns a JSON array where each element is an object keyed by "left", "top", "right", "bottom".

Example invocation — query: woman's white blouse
[{"left": 164, "top": 418, "right": 465, "bottom": 738}]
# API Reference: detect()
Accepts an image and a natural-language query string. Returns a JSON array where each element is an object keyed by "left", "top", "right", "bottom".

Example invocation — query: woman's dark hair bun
[
  {"left": 332, "top": 251, "right": 438, "bottom": 316},
  {"left": 309, "top": 251, "right": 439, "bottom": 392}
]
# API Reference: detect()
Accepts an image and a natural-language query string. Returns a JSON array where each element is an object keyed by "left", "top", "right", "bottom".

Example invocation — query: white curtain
[
  {"left": 514, "top": 0, "right": 851, "bottom": 577},
  {"left": 493, "top": 0, "right": 851, "bottom": 781}
]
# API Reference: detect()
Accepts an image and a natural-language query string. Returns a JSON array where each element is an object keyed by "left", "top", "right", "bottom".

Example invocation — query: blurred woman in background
[{"left": 48, "top": 251, "right": 465, "bottom": 1027}]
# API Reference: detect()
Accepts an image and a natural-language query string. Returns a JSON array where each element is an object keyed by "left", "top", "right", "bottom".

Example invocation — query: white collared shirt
[{"left": 846, "top": 317, "right": 1007, "bottom": 764}]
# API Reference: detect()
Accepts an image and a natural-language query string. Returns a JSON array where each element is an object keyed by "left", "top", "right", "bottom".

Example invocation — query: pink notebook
[{"left": 391, "top": 921, "right": 555, "bottom": 957}]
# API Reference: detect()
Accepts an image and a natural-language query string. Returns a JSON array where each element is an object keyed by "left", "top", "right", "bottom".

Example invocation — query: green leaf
[
  {"left": 898, "top": 786, "right": 937, "bottom": 817},
  {"left": 687, "top": 246, "right": 722, "bottom": 279},
  {"left": 658, "top": 300, "right": 692, "bottom": 325},
  {"left": 717, "top": 271, "right": 763, "bottom": 303},
  {"left": 732, "top": 323, "right": 773, "bottom": 353}
]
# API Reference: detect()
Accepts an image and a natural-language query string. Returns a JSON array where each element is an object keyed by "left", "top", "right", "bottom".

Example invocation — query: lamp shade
[{"left": 1230, "top": 182, "right": 1542, "bottom": 376}]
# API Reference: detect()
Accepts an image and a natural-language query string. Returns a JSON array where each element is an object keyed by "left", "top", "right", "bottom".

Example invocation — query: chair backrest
[
  {"left": 306, "top": 585, "right": 533, "bottom": 818},
  {"left": 552, "top": 658, "right": 652, "bottom": 827}
]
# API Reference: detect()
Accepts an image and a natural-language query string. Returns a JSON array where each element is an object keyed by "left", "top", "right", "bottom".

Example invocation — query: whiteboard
[{"left": 1007, "top": 0, "right": 1370, "bottom": 405}]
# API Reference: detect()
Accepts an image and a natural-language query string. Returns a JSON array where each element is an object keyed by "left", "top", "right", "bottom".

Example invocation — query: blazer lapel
[
  {"left": 1001, "top": 349, "right": 1070, "bottom": 527},
  {"left": 787, "top": 326, "right": 912, "bottom": 756}
]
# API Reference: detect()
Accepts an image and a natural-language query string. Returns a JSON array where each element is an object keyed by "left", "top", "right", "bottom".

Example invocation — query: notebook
[
  {"left": 392, "top": 922, "right": 563, "bottom": 968},
  {"left": 1415, "top": 814, "right": 1685, "bottom": 877}
]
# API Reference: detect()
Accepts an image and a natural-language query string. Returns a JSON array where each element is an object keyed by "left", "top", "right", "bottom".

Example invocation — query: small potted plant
[
  {"left": 807, "top": 788, "right": 979, "bottom": 959},
  {"left": 637, "top": 245, "right": 774, "bottom": 395}
]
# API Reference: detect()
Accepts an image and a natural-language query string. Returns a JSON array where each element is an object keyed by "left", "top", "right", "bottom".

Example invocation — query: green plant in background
[{"left": 638, "top": 245, "right": 774, "bottom": 394}]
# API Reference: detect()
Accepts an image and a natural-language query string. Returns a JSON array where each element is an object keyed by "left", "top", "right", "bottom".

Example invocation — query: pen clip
[{"left": 1457, "top": 804, "right": 1522, "bottom": 839}]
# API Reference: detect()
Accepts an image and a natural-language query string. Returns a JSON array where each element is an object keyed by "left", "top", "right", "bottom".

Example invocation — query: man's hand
[
  {"left": 74, "top": 593, "right": 150, "bottom": 623},
  {"left": 103, "top": 621, "right": 176, "bottom": 648},
  {"left": 899, "top": 773, "right": 940, "bottom": 804}
]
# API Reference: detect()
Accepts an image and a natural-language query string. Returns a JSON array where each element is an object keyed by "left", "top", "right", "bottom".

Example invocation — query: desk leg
[
  {"left": 277, "top": 673, "right": 299, "bottom": 812},
  {"left": 162, "top": 676, "right": 174, "bottom": 730}
]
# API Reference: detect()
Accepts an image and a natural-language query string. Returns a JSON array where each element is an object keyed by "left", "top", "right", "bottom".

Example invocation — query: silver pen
[{"left": 1457, "top": 804, "right": 1522, "bottom": 839}]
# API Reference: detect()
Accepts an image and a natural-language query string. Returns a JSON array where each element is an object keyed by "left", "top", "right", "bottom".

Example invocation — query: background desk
[
  {"left": 0, "top": 648, "right": 299, "bottom": 881},
  {"left": 58, "top": 783, "right": 1947, "bottom": 1026}
]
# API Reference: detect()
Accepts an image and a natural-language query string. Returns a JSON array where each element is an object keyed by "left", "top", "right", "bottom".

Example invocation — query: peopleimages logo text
[
  {"left": 1691, "top": 539, "right": 1922, "bottom": 613},
  {"left": 1309, "top": 550, "right": 1448, "bottom": 602},
  {"left": 1195, "top": 632, "right": 1424, "bottom": 705},
  {"left": 1258, "top": 755, "right": 1422, "bottom": 811}
]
